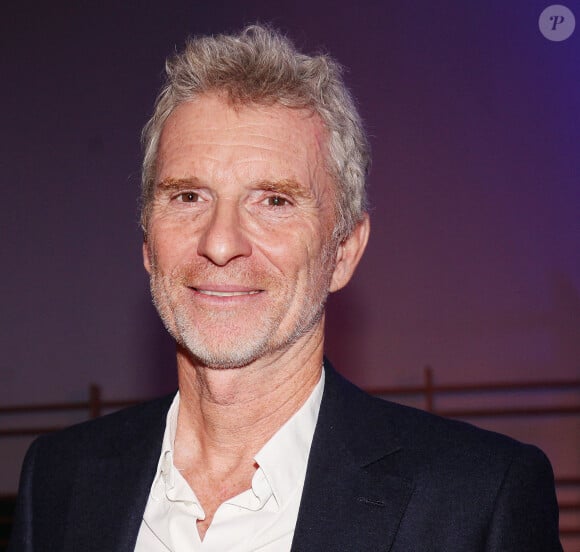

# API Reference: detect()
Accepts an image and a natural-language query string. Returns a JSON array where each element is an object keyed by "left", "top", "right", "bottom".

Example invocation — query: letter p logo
[{"left": 539, "top": 5, "right": 576, "bottom": 41}]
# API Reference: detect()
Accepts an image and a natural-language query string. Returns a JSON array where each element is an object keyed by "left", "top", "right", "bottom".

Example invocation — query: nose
[{"left": 197, "top": 199, "right": 252, "bottom": 266}]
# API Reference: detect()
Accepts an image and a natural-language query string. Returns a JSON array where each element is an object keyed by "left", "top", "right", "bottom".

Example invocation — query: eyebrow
[
  {"left": 253, "top": 179, "right": 313, "bottom": 200},
  {"left": 156, "top": 177, "right": 202, "bottom": 192},
  {"left": 156, "top": 177, "right": 313, "bottom": 200}
]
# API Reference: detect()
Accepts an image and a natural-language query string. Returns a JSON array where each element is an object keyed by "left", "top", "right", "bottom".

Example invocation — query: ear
[
  {"left": 143, "top": 240, "right": 152, "bottom": 275},
  {"left": 329, "top": 214, "right": 370, "bottom": 293}
]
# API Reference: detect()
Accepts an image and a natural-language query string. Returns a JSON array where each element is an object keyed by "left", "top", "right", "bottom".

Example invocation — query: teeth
[{"left": 197, "top": 290, "right": 259, "bottom": 297}]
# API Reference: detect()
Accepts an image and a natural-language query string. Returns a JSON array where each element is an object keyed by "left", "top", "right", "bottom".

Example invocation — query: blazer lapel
[
  {"left": 292, "top": 364, "right": 413, "bottom": 552},
  {"left": 61, "top": 395, "right": 173, "bottom": 552}
]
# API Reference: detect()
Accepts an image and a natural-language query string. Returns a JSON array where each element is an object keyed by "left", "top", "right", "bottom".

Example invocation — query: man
[{"left": 9, "top": 25, "right": 562, "bottom": 551}]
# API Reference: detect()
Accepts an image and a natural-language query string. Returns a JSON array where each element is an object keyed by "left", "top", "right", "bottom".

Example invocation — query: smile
[{"left": 195, "top": 289, "right": 261, "bottom": 297}]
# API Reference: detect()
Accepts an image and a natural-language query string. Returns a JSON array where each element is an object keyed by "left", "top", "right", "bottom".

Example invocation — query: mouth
[{"left": 194, "top": 289, "right": 261, "bottom": 297}]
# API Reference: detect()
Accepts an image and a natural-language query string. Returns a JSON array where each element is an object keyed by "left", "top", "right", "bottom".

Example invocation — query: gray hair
[{"left": 141, "top": 24, "right": 370, "bottom": 240}]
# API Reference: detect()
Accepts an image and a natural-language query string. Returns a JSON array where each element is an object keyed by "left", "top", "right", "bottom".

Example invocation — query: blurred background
[{"left": 1, "top": 0, "right": 579, "bottom": 547}]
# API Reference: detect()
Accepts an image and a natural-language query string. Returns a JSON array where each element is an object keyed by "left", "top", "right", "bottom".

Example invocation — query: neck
[{"left": 173, "top": 325, "right": 325, "bottom": 467}]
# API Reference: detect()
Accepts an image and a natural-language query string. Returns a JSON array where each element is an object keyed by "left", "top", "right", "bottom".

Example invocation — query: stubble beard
[{"left": 148, "top": 249, "right": 336, "bottom": 370}]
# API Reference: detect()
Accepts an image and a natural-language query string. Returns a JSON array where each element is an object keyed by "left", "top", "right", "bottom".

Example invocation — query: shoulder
[
  {"left": 324, "top": 366, "right": 560, "bottom": 543},
  {"left": 324, "top": 365, "right": 552, "bottom": 482},
  {"left": 10, "top": 395, "right": 175, "bottom": 551}
]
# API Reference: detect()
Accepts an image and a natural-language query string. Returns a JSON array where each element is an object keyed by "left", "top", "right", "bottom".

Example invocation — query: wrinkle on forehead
[
  {"left": 163, "top": 93, "right": 329, "bottom": 148},
  {"left": 156, "top": 93, "right": 335, "bottom": 206}
]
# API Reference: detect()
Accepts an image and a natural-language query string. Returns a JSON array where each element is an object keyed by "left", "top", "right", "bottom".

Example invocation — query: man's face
[{"left": 144, "top": 93, "right": 357, "bottom": 368}]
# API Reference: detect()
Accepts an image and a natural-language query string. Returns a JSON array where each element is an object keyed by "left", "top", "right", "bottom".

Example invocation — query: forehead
[{"left": 156, "top": 93, "right": 331, "bottom": 186}]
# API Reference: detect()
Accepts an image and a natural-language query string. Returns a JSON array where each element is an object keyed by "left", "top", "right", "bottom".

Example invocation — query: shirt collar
[{"left": 254, "top": 369, "right": 324, "bottom": 509}]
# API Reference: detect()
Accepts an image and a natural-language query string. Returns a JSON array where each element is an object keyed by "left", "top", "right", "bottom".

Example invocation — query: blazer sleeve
[
  {"left": 7, "top": 438, "right": 39, "bottom": 552},
  {"left": 484, "top": 444, "right": 562, "bottom": 551}
]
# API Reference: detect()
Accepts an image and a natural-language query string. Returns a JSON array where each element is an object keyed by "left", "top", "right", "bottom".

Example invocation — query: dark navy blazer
[{"left": 9, "top": 362, "right": 562, "bottom": 551}]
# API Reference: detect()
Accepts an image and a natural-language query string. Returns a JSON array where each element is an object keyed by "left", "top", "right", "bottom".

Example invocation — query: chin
[{"left": 178, "top": 338, "right": 269, "bottom": 370}]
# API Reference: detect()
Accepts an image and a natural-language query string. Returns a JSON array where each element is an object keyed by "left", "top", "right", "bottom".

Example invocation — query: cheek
[
  {"left": 147, "top": 226, "right": 197, "bottom": 272},
  {"left": 250, "top": 221, "right": 322, "bottom": 266},
  {"left": 256, "top": 237, "right": 331, "bottom": 293}
]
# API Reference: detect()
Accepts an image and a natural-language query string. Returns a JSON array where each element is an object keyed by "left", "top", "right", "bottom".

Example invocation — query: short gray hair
[{"left": 141, "top": 24, "right": 370, "bottom": 240}]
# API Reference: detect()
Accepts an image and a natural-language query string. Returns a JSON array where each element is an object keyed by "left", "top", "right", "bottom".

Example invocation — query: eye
[
  {"left": 178, "top": 192, "right": 199, "bottom": 202},
  {"left": 266, "top": 195, "right": 290, "bottom": 207}
]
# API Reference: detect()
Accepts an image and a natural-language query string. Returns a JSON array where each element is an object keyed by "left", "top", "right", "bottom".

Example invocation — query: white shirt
[{"left": 134, "top": 370, "right": 324, "bottom": 552}]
